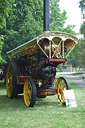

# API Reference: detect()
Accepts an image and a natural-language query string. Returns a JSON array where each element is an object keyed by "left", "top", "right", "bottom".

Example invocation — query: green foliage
[
  {"left": 0, "top": 36, "right": 7, "bottom": 63},
  {"left": 67, "top": 44, "right": 81, "bottom": 68},
  {"left": 80, "top": 21, "right": 85, "bottom": 38},
  {"left": 50, "top": 0, "right": 67, "bottom": 31},
  {"left": 2, "top": 0, "right": 43, "bottom": 53},
  {"left": 0, "top": 0, "right": 14, "bottom": 29},
  {"left": 63, "top": 24, "right": 76, "bottom": 35},
  {"left": 79, "top": 39, "right": 85, "bottom": 67},
  {"left": 0, "top": 36, "right": 4, "bottom": 46},
  {"left": 79, "top": 0, "right": 85, "bottom": 38},
  {"left": 0, "top": 36, "right": 4, "bottom": 60},
  {"left": 79, "top": 0, "right": 85, "bottom": 12},
  {"left": 49, "top": 0, "right": 76, "bottom": 34},
  {"left": 0, "top": 0, "right": 14, "bottom": 63},
  {"left": 56, "top": 65, "right": 63, "bottom": 72},
  {"left": 79, "top": 0, "right": 85, "bottom": 68}
]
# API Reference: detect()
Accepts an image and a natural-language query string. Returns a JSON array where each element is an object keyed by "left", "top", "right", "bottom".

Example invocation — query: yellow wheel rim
[
  {"left": 24, "top": 80, "right": 32, "bottom": 106},
  {"left": 56, "top": 78, "right": 66, "bottom": 104},
  {"left": 6, "top": 65, "right": 13, "bottom": 98}
]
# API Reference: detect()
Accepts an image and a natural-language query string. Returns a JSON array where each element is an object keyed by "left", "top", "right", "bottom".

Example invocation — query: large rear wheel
[
  {"left": 6, "top": 62, "right": 19, "bottom": 98},
  {"left": 23, "top": 78, "right": 36, "bottom": 107},
  {"left": 56, "top": 77, "right": 71, "bottom": 104}
]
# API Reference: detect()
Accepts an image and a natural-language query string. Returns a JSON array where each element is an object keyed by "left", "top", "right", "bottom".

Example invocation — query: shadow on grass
[
  {"left": 0, "top": 94, "right": 24, "bottom": 110},
  {"left": 36, "top": 97, "right": 59, "bottom": 107},
  {"left": 0, "top": 82, "right": 64, "bottom": 111},
  {"left": 0, "top": 93, "right": 64, "bottom": 112}
]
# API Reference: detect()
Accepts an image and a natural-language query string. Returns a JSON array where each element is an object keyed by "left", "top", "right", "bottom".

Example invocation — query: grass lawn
[{"left": 0, "top": 79, "right": 85, "bottom": 128}]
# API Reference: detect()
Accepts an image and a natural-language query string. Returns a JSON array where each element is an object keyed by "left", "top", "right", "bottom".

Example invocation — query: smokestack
[{"left": 43, "top": 0, "right": 49, "bottom": 32}]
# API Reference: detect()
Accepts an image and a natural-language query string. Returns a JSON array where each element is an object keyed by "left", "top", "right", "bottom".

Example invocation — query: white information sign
[{"left": 63, "top": 89, "right": 77, "bottom": 108}]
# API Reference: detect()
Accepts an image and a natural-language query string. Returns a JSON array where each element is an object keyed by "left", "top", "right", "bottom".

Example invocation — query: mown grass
[{"left": 0, "top": 79, "right": 85, "bottom": 128}]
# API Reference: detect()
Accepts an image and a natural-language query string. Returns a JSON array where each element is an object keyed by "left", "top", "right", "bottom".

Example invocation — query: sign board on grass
[{"left": 63, "top": 89, "right": 77, "bottom": 108}]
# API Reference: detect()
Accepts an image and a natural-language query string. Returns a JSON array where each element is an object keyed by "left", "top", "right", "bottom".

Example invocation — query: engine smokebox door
[{"left": 38, "top": 64, "right": 56, "bottom": 80}]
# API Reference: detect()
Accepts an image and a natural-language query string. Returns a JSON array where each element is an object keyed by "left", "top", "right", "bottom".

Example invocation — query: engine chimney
[{"left": 43, "top": 0, "right": 49, "bottom": 32}]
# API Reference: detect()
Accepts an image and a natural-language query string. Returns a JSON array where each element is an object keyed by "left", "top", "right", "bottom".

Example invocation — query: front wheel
[
  {"left": 23, "top": 78, "right": 36, "bottom": 107},
  {"left": 56, "top": 77, "right": 71, "bottom": 104}
]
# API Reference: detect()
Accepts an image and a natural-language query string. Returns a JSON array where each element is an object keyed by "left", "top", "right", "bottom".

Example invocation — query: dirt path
[{"left": 56, "top": 72, "right": 85, "bottom": 88}]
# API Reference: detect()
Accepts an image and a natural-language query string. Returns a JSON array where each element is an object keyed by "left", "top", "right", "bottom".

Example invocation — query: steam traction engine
[
  {"left": 6, "top": 31, "right": 78, "bottom": 107},
  {"left": 6, "top": 0, "right": 79, "bottom": 107}
]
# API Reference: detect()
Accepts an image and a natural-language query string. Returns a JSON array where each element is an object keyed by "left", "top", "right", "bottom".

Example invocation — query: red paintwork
[
  {"left": 49, "top": 58, "right": 65, "bottom": 62},
  {"left": 17, "top": 75, "right": 32, "bottom": 85}
]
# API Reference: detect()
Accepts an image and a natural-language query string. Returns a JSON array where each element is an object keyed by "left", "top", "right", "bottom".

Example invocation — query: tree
[
  {"left": 50, "top": 0, "right": 67, "bottom": 31},
  {"left": 79, "top": 0, "right": 85, "bottom": 38},
  {"left": 0, "top": 0, "right": 14, "bottom": 29},
  {"left": 67, "top": 44, "right": 81, "bottom": 68},
  {"left": 80, "top": 39, "right": 85, "bottom": 67},
  {"left": 1, "top": 0, "right": 43, "bottom": 62},
  {"left": 79, "top": 0, "right": 85, "bottom": 68},
  {"left": 0, "top": 36, "right": 6, "bottom": 63},
  {"left": 0, "top": 0, "right": 14, "bottom": 64},
  {"left": 5, "top": 0, "right": 43, "bottom": 46},
  {"left": 79, "top": 0, "right": 85, "bottom": 13},
  {"left": 49, "top": 0, "right": 76, "bottom": 34},
  {"left": 63, "top": 24, "right": 76, "bottom": 35},
  {"left": 80, "top": 21, "right": 85, "bottom": 38}
]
